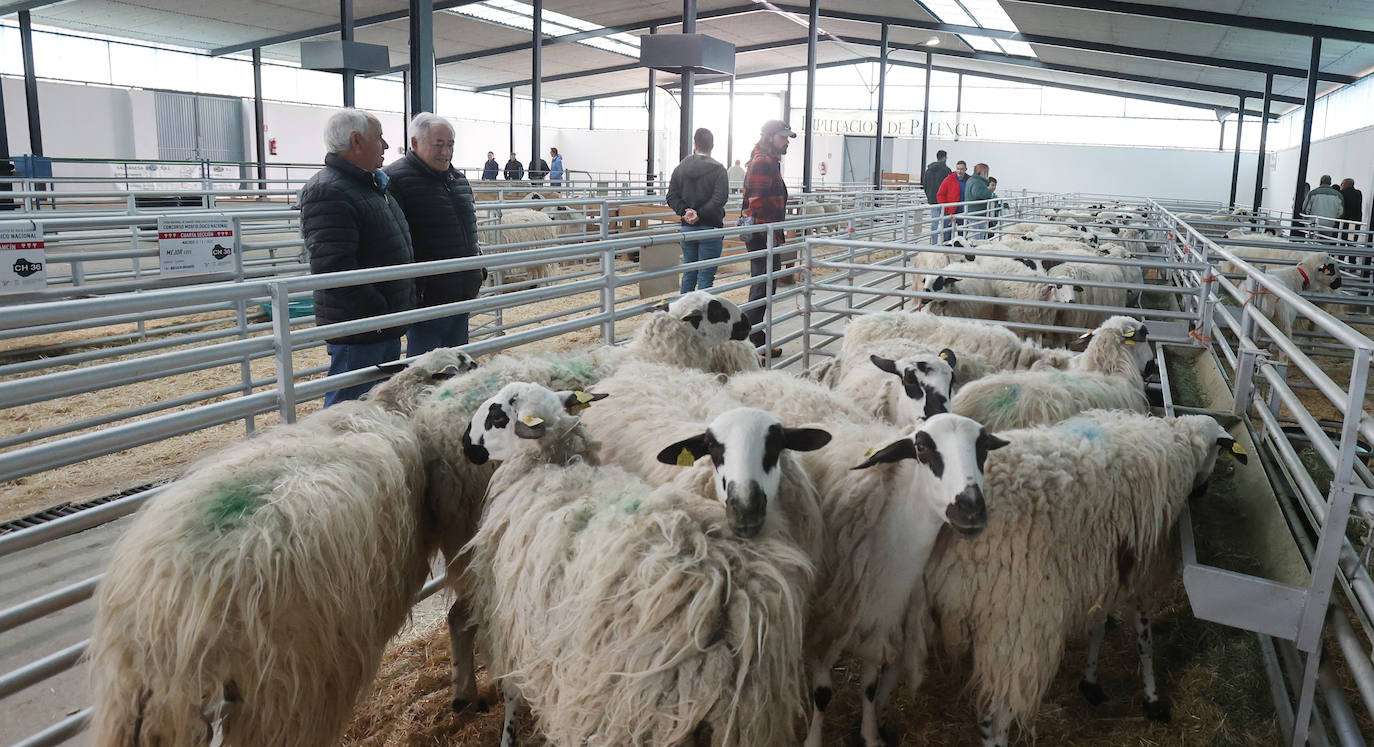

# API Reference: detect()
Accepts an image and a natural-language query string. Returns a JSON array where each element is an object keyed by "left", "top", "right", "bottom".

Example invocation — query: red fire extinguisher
[{"left": 269, "top": 137, "right": 278, "bottom": 156}]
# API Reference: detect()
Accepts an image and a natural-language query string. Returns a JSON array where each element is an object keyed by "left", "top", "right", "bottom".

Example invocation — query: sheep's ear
[
  {"left": 657, "top": 434, "right": 709, "bottom": 466},
  {"left": 964, "top": 254, "right": 977, "bottom": 262},
  {"left": 1076, "top": 330, "right": 1094, "bottom": 341},
  {"left": 562, "top": 390, "right": 608, "bottom": 414},
  {"left": 1074, "top": 285, "right": 1085, "bottom": 292},
  {"left": 1218, "top": 437, "right": 1248, "bottom": 464},
  {"left": 1040, "top": 258, "right": 1066, "bottom": 271},
  {"left": 783, "top": 427, "right": 831, "bottom": 453},
  {"left": 1121, "top": 327, "right": 1139, "bottom": 344},
  {"left": 431, "top": 364, "right": 464, "bottom": 381},
  {"left": 680, "top": 310, "right": 704, "bottom": 329},
  {"left": 514, "top": 413, "right": 547, "bottom": 439},
  {"left": 938, "top": 348, "right": 958, "bottom": 372},
  {"left": 852, "top": 438, "right": 918, "bottom": 470},
  {"left": 650, "top": 299, "right": 671, "bottom": 313},
  {"left": 870, "top": 354, "right": 900, "bottom": 376},
  {"left": 375, "top": 360, "right": 410, "bottom": 374},
  {"left": 979, "top": 430, "right": 1011, "bottom": 452}
]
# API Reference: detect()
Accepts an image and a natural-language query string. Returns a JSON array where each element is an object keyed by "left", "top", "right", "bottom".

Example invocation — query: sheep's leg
[
  {"left": 499, "top": 682, "right": 521, "bottom": 747},
  {"left": 448, "top": 598, "right": 484, "bottom": 713},
  {"left": 868, "top": 662, "right": 905, "bottom": 746},
  {"left": 858, "top": 662, "right": 884, "bottom": 747},
  {"left": 1134, "top": 604, "right": 1171, "bottom": 722},
  {"left": 802, "top": 659, "right": 834, "bottom": 747},
  {"left": 978, "top": 701, "right": 1012, "bottom": 747},
  {"left": 1078, "top": 620, "right": 1109, "bottom": 705}
]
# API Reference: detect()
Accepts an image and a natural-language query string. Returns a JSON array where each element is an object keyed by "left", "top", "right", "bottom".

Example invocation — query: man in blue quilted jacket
[{"left": 299, "top": 108, "right": 415, "bottom": 406}]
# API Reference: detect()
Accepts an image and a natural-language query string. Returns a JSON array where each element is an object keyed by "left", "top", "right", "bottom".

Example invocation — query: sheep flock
[{"left": 88, "top": 274, "right": 1257, "bottom": 747}]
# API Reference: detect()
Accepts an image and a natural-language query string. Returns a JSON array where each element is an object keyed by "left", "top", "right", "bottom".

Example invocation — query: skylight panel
[
  {"left": 446, "top": 1, "right": 641, "bottom": 59},
  {"left": 919, "top": 0, "right": 1038, "bottom": 59}
]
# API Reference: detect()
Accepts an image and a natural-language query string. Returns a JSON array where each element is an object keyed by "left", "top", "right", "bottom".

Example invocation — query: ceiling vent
[
  {"left": 639, "top": 34, "right": 736, "bottom": 75},
  {"left": 300, "top": 40, "right": 392, "bottom": 74}
]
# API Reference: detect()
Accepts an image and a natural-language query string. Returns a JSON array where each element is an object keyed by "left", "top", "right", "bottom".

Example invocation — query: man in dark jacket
[
  {"left": 503, "top": 153, "right": 524, "bottom": 180},
  {"left": 921, "top": 150, "right": 952, "bottom": 239},
  {"left": 741, "top": 119, "right": 795, "bottom": 355},
  {"left": 1341, "top": 178, "right": 1364, "bottom": 244},
  {"left": 481, "top": 151, "right": 499, "bottom": 180},
  {"left": 529, "top": 156, "right": 550, "bottom": 185},
  {"left": 385, "top": 113, "right": 485, "bottom": 356},
  {"left": 667, "top": 128, "right": 730, "bottom": 294},
  {"left": 300, "top": 108, "right": 415, "bottom": 406}
]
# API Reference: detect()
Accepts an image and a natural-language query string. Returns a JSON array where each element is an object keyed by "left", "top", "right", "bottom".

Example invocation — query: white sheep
[
  {"left": 1249, "top": 251, "right": 1343, "bottom": 351},
  {"left": 799, "top": 414, "right": 1008, "bottom": 747},
  {"left": 841, "top": 310, "right": 1077, "bottom": 372},
  {"left": 830, "top": 339, "right": 997, "bottom": 427},
  {"left": 486, "top": 209, "right": 560, "bottom": 282},
  {"left": 87, "top": 351, "right": 481, "bottom": 747},
  {"left": 919, "top": 257, "right": 1079, "bottom": 343},
  {"left": 923, "top": 410, "right": 1246, "bottom": 746},
  {"left": 462, "top": 383, "right": 822, "bottom": 746},
  {"left": 89, "top": 407, "right": 434, "bottom": 747}
]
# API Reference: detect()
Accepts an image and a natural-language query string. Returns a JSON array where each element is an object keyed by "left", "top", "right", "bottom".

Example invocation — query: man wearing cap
[{"left": 740, "top": 119, "right": 795, "bottom": 357}]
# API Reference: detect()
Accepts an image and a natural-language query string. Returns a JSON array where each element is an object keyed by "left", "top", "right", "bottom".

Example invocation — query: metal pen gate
[{"left": 153, "top": 92, "right": 245, "bottom": 163}]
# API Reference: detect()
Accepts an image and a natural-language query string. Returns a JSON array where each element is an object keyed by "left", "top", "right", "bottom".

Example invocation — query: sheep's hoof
[
  {"left": 1143, "top": 697, "right": 1172, "bottom": 723},
  {"left": 452, "top": 696, "right": 490, "bottom": 714},
  {"left": 1078, "top": 679, "right": 1108, "bottom": 706}
]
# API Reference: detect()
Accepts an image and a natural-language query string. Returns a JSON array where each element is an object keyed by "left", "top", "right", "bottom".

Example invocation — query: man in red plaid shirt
[{"left": 741, "top": 119, "right": 796, "bottom": 356}]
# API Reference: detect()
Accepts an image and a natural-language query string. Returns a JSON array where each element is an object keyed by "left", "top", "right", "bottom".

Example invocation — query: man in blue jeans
[
  {"left": 667, "top": 128, "right": 730, "bottom": 293},
  {"left": 300, "top": 108, "right": 415, "bottom": 407}
]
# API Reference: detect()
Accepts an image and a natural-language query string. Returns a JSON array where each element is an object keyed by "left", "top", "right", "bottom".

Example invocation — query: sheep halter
[{"left": 1296, "top": 266, "right": 1311, "bottom": 289}]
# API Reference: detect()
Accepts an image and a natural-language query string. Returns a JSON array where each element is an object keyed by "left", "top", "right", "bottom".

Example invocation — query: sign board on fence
[
  {"left": 0, "top": 220, "right": 46, "bottom": 294},
  {"left": 158, "top": 215, "right": 237, "bottom": 276}
]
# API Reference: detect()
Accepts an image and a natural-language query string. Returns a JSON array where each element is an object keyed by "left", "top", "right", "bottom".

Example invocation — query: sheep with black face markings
[
  {"left": 798, "top": 414, "right": 1009, "bottom": 747},
  {"left": 949, "top": 316, "right": 1150, "bottom": 432},
  {"left": 825, "top": 339, "right": 997, "bottom": 427},
  {"left": 462, "top": 382, "right": 824, "bottom": 747},
  {"left": 923, "top": 409, "right": 1246, "bottom": 746},
  {"left": 87, "top": 350, "right": 479, "bottom": 747}
]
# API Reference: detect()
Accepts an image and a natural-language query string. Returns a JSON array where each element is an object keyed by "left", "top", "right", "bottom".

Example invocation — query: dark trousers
[
  {"left": 745, "top": 229, "right": 785, "bottom": 347},
  {"left": 324, "top": 338, "right": 402, "bottom": 407},
  {"left": 406, "top": 312, "right": 470, "bottom": 357}
]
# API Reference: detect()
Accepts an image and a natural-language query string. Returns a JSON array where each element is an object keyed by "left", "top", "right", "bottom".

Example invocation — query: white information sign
[
  {"left": 0, "top": 221, "right": 46, "bottom": 294},
  {"left": 158, "top": 215, "right": 237, "bottom": 276}
]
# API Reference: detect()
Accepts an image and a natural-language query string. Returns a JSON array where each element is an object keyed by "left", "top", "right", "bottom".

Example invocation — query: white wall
[
  {"left": 2, "top": 78, "right": 144, "bottom": 159},
  {"left": 1266, "top": 124, "right": 1374, "bottom": 223}
]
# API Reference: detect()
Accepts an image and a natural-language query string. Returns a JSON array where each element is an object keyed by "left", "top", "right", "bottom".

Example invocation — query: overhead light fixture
[
  {"left": 919, "top": 0, "right": 1037, "bottom": 58},
  {"left": 925, "top": 36, "right": 941, "bottom": 46}
]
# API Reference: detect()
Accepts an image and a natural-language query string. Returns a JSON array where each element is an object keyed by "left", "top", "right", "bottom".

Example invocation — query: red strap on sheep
[{"left": 1296, "top": 266, "right": 1311, "bottom": 289}]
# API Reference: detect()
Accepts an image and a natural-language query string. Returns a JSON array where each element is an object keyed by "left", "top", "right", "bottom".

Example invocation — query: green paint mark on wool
[
  {"left": 204, "top": 483, "right": 266, "bottom": 531},
  {"left": 990, "top": 384, "right": 1020, "bottom": 413},
  {"left": 458, "top": 373, "right": 506, "bottom": 413}
]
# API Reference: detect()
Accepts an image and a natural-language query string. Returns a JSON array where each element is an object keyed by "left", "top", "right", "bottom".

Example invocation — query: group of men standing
[
  {"left": 664, "top": 119, "right": 797, "bottom": 357},
  {"left": 299, "top": 109, "right": 484, "bottom": 406},
  {"left": 921, "top": 150, "right": 998, "bottom": 242},
  {"left": 1302, "top": 175, "right": 1366, "bottom": 241},
  {"left": 481, "top": 148, "right": 563, "bottom": 185}
]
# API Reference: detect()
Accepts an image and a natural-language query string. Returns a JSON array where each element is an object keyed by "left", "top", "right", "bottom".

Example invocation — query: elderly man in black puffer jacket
[
  {"left": 300, "top": 108, "right": 415, "bottom": 407},
  {"left": 385, "top": 112, "right": 485, "bottom": 356}
]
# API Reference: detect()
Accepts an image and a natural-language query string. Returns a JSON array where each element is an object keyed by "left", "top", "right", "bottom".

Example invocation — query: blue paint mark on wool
[{"left": 1059, "top": 418, "right": 1104, "bottom": 441}]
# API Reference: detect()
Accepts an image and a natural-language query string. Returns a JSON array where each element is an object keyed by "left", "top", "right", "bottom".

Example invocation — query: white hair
[
  {"left": 324, "top": 108, "right": 380, "bottom": 154},
  {"left": 409, "top": 112, "right": 454, "bottom": 142}
]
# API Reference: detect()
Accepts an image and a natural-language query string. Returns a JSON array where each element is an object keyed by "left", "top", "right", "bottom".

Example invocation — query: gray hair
[
  {"left": 324, "top": 109, "right": 381, "bottom": 154},
  {"left": 409, "top": 112, "right": 454, "bottom": 141}
]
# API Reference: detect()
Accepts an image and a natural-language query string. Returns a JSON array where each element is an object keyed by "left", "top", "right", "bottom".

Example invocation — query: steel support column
[
  {"left": 401, "top": 70, "right": 411, "bottom": 150},
  {"left": 920, "top": 51, "right": 931, "bottom": 172},
  {"left": 1253, "top": 73, "right": 1272, "bottom": 212},
  {"left": 18, "top": 10, "right": 42, "bottom": 156},
  {"left": 509, "top": 88, "right": 515, "bottom": 156},
  {"left": 531, "top": 0, "right": 542, "bottom": 178},
  {"left": 408, "top": 0, "right": 435, "bottom": 115},
  {"left": 1229, "top": 96, "right": 1244, "bottom": 207},
  {"left": 873, "top": 25, "right": 888, "bottom": 189},
  {"left": 680, "top": 0, "right": 697, "bottom": 161},
  {"left": 783, "top": 73, "right": 792, "bottom": 122},
  {"left": 647, "top": 26, "right": 657, "bottom": 191},
  {"left": 588, "top": 100, "right": 594, "bottom": 130},
  {"left": 727, "top": 75, "right": 735, "bottom": 167},
  {"left": 340, "top": 0, "right": 356, "bottom": 107},
  {"left": 801, "top": 0, "right": 818, "bottom": 192},
  {"left": 955, "top": 73, "right": 963, "bottom": 140},
  {"left": 252, "top": 48, "right": 267, "bottom": 190},
  {"left": 1294, "top": 37, "right": 1321, "bottom": 220}
]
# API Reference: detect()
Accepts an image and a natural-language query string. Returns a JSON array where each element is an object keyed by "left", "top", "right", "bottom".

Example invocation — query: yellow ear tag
[
  {"left": 521, "top": 413, "right": 544, "bottom": 426},
  {"left": 1076, "top": 331, "right": 1093, "bottom": 341},
  {"left": 864, "top": 446, "right": 879, "bottom": 457},
  {"left": 1122, "top": 329, "right": 1137, "bottom": 344},
  {"left": 569, "top": 390, "right": 596, "bottom": 414},
  {"left": 939, "top": 351, "right": 950, "bottom": 361},
  {"left": 676, "top": 448, "right": 697, "bottom": 467},
  {"left": 575, "top": 391, "right": 595, "bottom": 404},
  {"left": 1231, "top": 442, "right": 1247, "bottom": 456}
]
